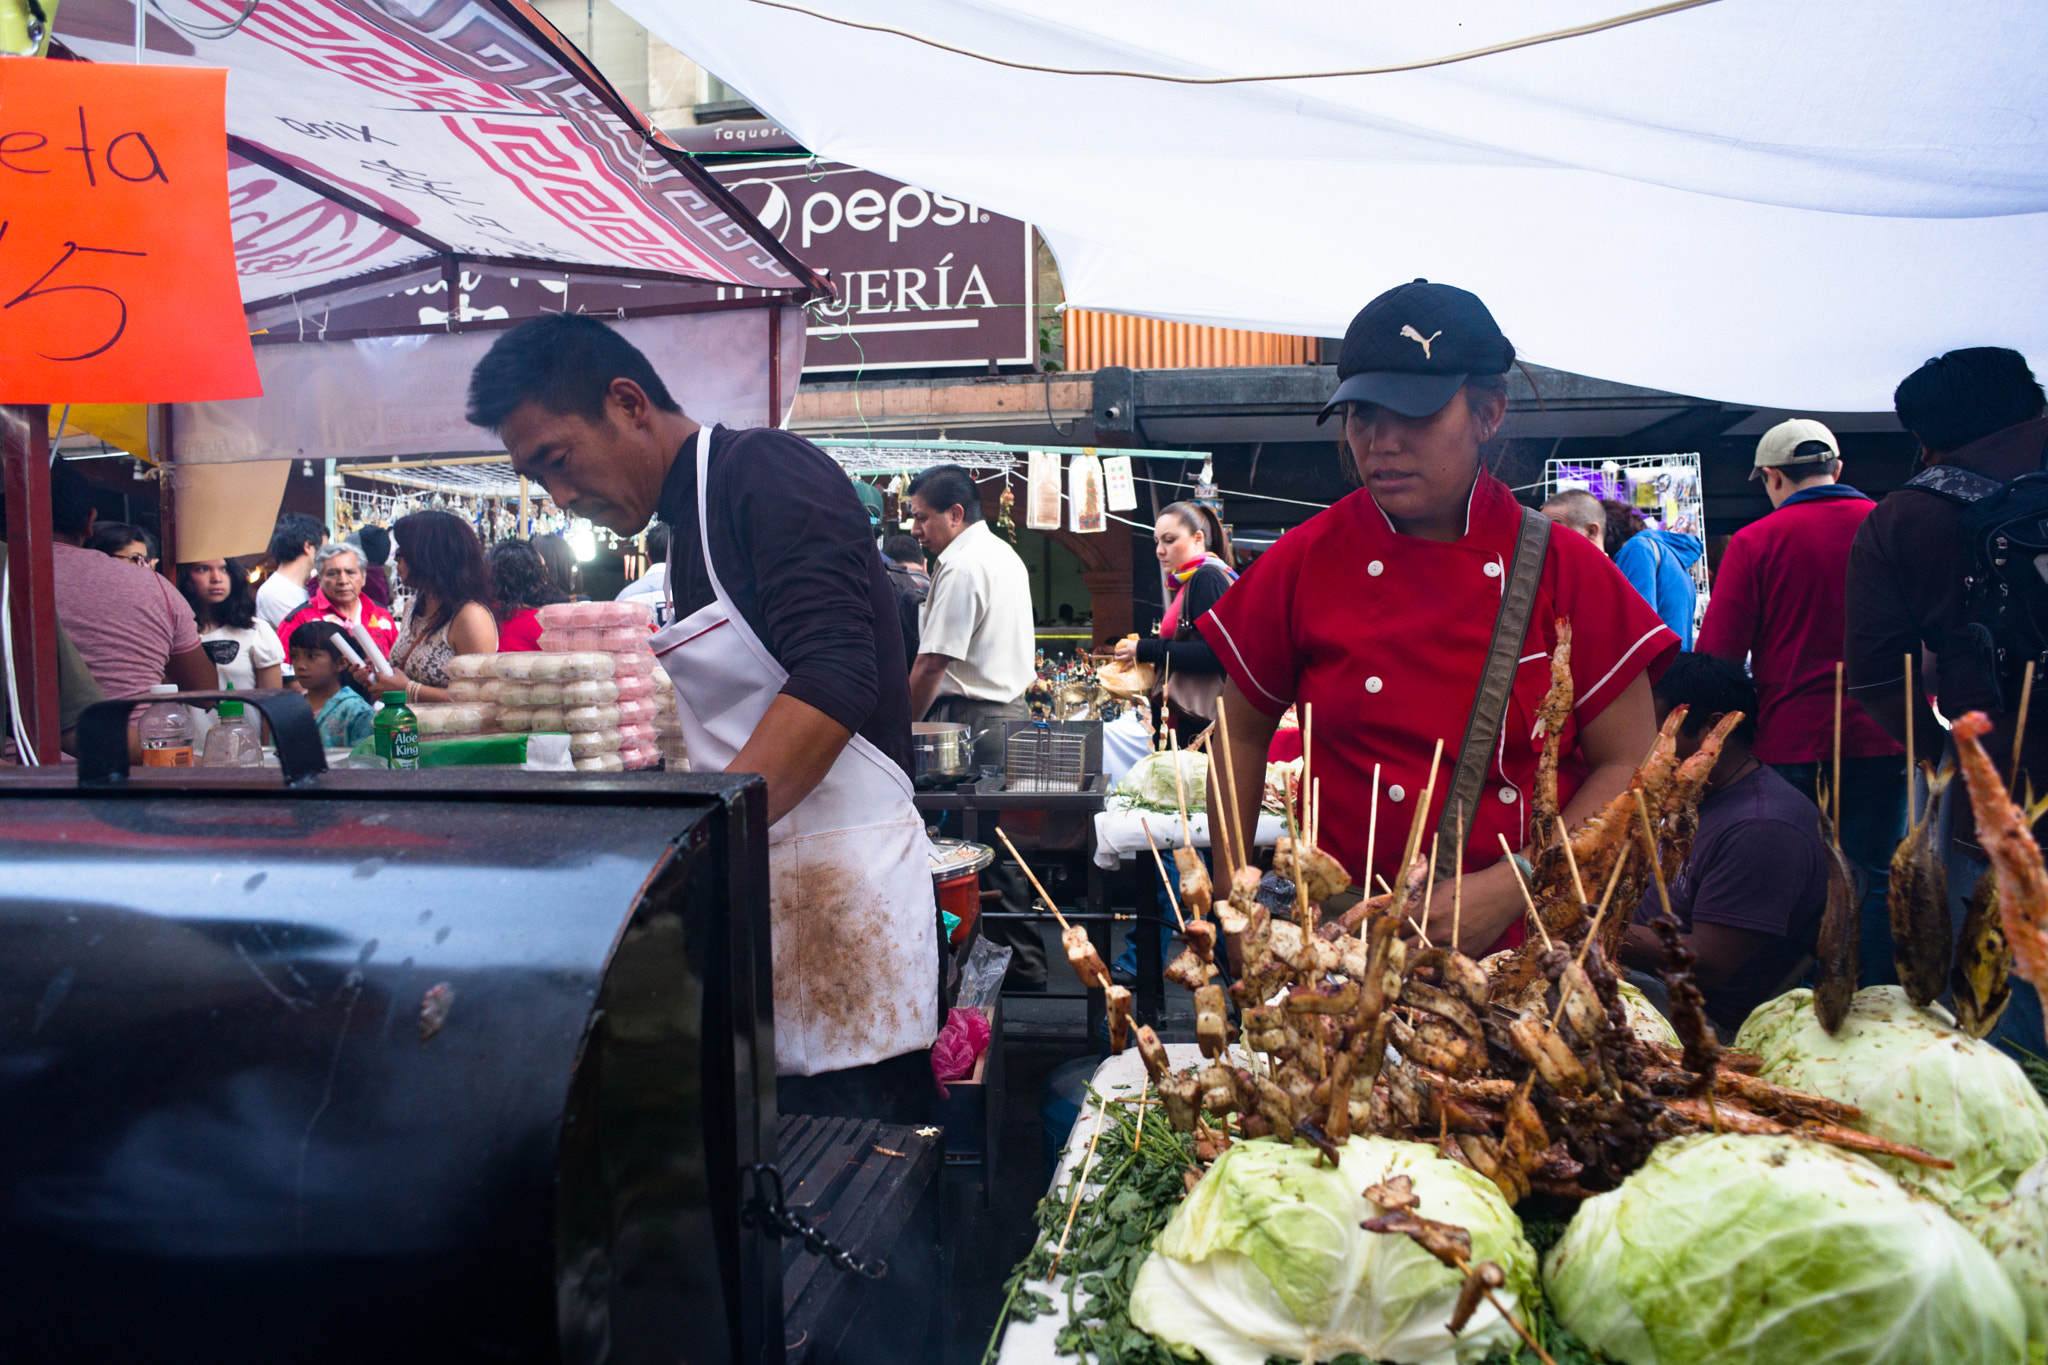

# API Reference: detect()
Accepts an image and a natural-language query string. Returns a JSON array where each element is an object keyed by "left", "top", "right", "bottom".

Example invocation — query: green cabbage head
[
  {"left": 1959, "top": 1156, "right": 2048, "bottom": 1363},
  {"left": 1128, "top": 1136, "right": 1534, "bottom": 1365},
  {"left": 1735, "top": 985, "right": 2048, "bottom": 1211},
  {"left": 1115, "top": 750, "right": 1207, "bottom": 813},
  {"left": 1618, "top": 979, "right": 1680, "bottom": 1047},
  {"left": 1546, "top": 1133, "right": 2027, "bottom": 1365}
]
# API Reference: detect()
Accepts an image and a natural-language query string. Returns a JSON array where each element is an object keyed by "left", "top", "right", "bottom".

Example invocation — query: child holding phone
[{"left": 289, "top": 620, "right": 376, "bottom": 749}]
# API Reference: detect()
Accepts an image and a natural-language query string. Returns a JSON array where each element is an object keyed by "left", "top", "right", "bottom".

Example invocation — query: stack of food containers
[
  {"left": 535, "top": 601, "right": 661, "bottom": 770},
  {"left": 653, "top": 670, "right": 686, "bottom": 770},
  {"left": 443, "top": 649, "right": 632, "bottom": 772}
]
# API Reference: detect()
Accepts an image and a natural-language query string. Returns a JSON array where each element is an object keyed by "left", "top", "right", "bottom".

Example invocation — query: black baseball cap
[{"left": 1317, "top": 280, "right": 1516, "bottom": 422}]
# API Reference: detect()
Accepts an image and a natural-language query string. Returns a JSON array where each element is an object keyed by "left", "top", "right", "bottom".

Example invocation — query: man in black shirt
[
  {"left": 881, "top": 533, "right": 929, "bottom": 668},
  {"left": 466, "top": 315, "right": 934, "bottom": 1123},
  {"left": 1621, "top": 654, "right": 1829, "bottom": 1036}
]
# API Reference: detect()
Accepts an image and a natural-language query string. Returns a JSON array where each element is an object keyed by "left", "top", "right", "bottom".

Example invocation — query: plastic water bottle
[
  {"left": 374, "top": 690, "right": 419, "bottom": 770},
  {"left": 138, "top": 683, "right": 195, "bottom": 768},
  {"left": 201, "top": 698, "right": 264, "bottom": 767}
]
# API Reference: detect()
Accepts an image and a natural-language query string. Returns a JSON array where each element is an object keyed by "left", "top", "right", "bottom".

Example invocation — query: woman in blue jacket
[{"left": 1603, "top": 499, "right": 1703, "bottom": 649}]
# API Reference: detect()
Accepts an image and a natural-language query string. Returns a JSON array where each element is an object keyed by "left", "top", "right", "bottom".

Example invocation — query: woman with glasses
[
  {"left": 88, "top": 522, "right": 158, "bottom": 572},
  {"left": 177, "top": 558, "right": 285, "bottom": 692}
]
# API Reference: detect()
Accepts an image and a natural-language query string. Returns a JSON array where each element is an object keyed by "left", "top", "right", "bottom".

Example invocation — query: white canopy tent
[{"left": 613, "top": 0, "right": 2048, "bottom": 410}]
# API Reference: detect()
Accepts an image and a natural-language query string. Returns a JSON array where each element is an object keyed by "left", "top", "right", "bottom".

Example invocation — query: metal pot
[{"left": 911, "top": 721, "right": 974, "bottom": 788}]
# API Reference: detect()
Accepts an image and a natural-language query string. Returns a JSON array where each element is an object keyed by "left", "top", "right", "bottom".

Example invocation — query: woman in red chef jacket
[{"left": 1202, "top": 281, "right": 1680, "bottom": 955}]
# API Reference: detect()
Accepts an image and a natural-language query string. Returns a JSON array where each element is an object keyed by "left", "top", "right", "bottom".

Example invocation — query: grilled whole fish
[
  {"left": 1890, "top": 768, "right": 1953, "bottom": 1006},
  {"left": 1951, "top": 866, "right": 2013, "bottom": 1039},
  {"left": 1813, "top": 805, "right": 1860, "bottom": 1034}
]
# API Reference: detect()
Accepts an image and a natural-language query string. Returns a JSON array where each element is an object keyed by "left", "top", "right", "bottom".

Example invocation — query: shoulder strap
[
  {"left": 1902, "top": 464, "right": 2006, "bottom": 504},
  {"left": 1434, "top": 506, "right": 1550, "bottom": 884}
]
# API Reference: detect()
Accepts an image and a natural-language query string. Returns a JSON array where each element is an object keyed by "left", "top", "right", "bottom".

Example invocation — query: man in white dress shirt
[{"left": 906, "top": 463, "right": 1045, "bottom": 986}]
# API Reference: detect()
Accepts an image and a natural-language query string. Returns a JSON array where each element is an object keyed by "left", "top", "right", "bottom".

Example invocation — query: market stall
[{"left": 979, "top": 670, "right": 2048, "bottom": 1365}]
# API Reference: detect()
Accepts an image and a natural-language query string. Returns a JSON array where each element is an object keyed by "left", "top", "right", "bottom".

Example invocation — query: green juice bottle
[{"left": 375, "top": 691, "right": 420, "bottom": 770}]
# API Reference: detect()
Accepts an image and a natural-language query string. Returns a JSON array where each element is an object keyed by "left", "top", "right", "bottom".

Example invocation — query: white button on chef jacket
[
  {"left": 1367, "top": 560, "right": 1384, "bottom": 577},
  {"left": 1388, "top": 785, "right": 1406, "bottom": 802},
  {"left": 1365, "top": 676, "right": 1383, "bottom": 693},
  {"left": 1484, "top": 561, "right": 1503, "bottom": 578},
  {"left": 1499, "top": 785, "right": 1518, "bottom": 803}
]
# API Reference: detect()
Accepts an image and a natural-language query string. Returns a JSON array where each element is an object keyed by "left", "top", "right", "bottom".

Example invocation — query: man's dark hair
[
  {"left": 268, "top": 513, "right": 325, "bottom": 566},
  {"left": 881, "top": 533, "right": 925, "bottom": 565},
  {"left": 906, "top": 464, "right": 983, "bottom": 523},
  {"left": 50, "top": 458, "right": 95, "bottom": 537},
  {"left": 530, "top": 532, "right": 580, "bottom": 599},
  {"left": 358, "top": 524, "right": 391, "bottom": 566},
  {"left": 465, "top": 313, "right": 682, "bottom": 431},
  {"left": 1601, "top": 499, "right": 1647, "bottom": 557},
  {"left": 1893, "top": 347, "right": 2047, "bottom": 455},
  {"left": 1653, "top": 652, "right": 1759, "bottom": 748},
  {"left": 644, "top": 523, "right": 672, "bottom": 563}
]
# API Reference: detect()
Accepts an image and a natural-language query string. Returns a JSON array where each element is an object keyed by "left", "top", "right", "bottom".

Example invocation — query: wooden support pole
[{"left": 3, "top": 405, "right": 62, "bottom": 760}]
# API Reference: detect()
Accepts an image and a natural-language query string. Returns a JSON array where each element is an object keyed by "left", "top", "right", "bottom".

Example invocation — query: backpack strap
[
  {"left": 1903, "top": 464, "right": 2007, "bottom": 504},
  {"left": 1434, "top": 506, "right": 1550, "bottom": 884}
]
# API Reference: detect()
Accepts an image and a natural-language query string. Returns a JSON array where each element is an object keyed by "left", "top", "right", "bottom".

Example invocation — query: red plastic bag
[{"left": 931, "top": 1006, "right": 993, "bottom": 1098}]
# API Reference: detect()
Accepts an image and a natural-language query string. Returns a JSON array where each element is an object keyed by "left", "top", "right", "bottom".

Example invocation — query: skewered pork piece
[
  {"left": 1063, "top": 924, "right": 1111, "bottom": 990},
  {"left": 1889, "top": 766, "right": 1953, "bottom": 1006},
  {"left": 1135, "top": 1024, "right": 1171, "bottom": 1081},
  {"left": 1194, "top": 983, "right": 1228, "bottom": 1058},
  {"left": 1164, "top": 948, "right": 1214, "bottom": 992},
  {"left": 1174, "top": 846, "right": 1214, "bottom": 917},
  {"left": 1811, "top": 805, "right": 1860, "bottom": 1033},
  {"left": 1183, "top": 918, "right": 1218, "bottom": 963},
  {"left": 1954, "top": 711, "right": 2048, "bottom": 1041},
  {"left": 1106, "top": 984, "right": 1133, "bottom": 1054},
  {"left": 1532, "top": 619, "right": 1574, "bottom": 852},
  {"left": 1951, "top": 867, "right": 2013, "bottom": 1039},
  {"left": 1273, "top": 835, "right": 1350, "bottom": 905}
]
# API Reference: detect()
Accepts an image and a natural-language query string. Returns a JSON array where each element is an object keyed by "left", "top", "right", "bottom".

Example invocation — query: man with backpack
[
  {"left": 1845, "top": 346, "right": 2048, "bottom": 1050},
  {"left": 1703, "top": 419, "right": 1903, "bottom": 987}
]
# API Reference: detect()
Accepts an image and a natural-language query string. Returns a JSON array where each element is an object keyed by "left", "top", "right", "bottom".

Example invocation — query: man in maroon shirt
[
  {"left": 1846, "top": 346, "right": 2048, "bottom": 1052},
  {"left": 1698, "top": 418, "right": 1903, "bottom": 986}
]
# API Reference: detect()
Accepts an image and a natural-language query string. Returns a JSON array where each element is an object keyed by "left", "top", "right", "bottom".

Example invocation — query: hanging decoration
[
  {"left": 997, "top": 481, "right": 1018, "bottom": 541},
  {"left": 1101, "top": 453, "right": 1138, "bottom": 512},
  {"left": 1069, "top": 454, "right": 1106, "bottom": 534},
  {"left": 1027, "top": 449, "right": 1063, "bottom": 530}
]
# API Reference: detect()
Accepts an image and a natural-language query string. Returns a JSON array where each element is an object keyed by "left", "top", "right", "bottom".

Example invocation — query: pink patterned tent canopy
[{"left": 52, "top": 0, "right": 828, "bottom": 318}]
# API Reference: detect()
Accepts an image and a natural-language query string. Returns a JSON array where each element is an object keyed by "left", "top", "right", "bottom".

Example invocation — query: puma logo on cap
[{"left": 1400, "top": 325, "right": 1442, "bottom": 359}]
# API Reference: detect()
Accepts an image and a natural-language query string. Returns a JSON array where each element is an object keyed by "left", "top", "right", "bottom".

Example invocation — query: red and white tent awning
[{"left": 53, "top": 0, "right": 828, "bottom": 316}]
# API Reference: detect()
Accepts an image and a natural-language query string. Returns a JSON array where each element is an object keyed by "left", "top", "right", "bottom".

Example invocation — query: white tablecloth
[
  {"left": 995, "top": 1044, "right": 1208, "bottom": 1365},
  {"left": 1091, "top": 805, "right": 1287, "bottom": 869}
]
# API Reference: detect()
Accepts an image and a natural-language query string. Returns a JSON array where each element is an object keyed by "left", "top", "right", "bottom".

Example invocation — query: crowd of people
[{"left": 5, "top": 304, "right": 2045, "bottom": 1084}]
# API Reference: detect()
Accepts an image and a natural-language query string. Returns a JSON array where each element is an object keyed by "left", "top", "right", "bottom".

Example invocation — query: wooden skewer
[
  {"left": 1284, "top": 771, "right": 1308, "bottom": 925},
  {"left": 1313, "top": 777, "right": 1322, "bottom": 854},
  {"left": 1302, "top": 702, "right": 1313, "bottom": 847},
  {"left": 1452, "top": 800, "right": 1465, "bottom": 955},
  {"left": 1423, "top": 833, "right": 1440, "bottom": 934},
  {"left": 1168, "top": 725, "right": 1195, "bottom": 851},
  {"left": 1047, "top": 1104, "right": 1110, "bottom": 1280},
  {"left": 1560, "top": 828, "right": 1588, "bottom": 906},
  {"left": 1634, "top": 790, "right": 1674, "bottom": 923},
  {"left": 1365, "top": 763, "right": 1382, "bottom": 892},
  {"left": 1215, "top": 700, "right": 1246, "bottom": 870},
  {"left": 1141, "top": 820, "right": 1187, "bottom": 932},
  {"left": 1904, "top": 653, "right": 1917, "bottom": 828},
  {"left": 1576, "top": 841, "right": 1632, "bottom": 970},
  {"left": 1408, "top": 915, "right": 1434, "bottom": 946},
  {"left": 1832, "top": 661, "right": 1845, "bottom": 848},
  {"left": 1499, "top": 833, "right": 1553, "bottom": 949},
  {"left": 995, "top": 827, "right": 1070, "bottom": 931},
  {"left": 2014, "top": 658, "right": 2037, "bottom": 791},
  {"left": 1396, "top": 739, "right": 1446, "bottom": 887},
  {"left": 1375, "top": 874, "right": 1396, "bottom": 897}
]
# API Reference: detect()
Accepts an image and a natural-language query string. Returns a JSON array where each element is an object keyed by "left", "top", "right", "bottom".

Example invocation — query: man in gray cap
[{"left": 1697, "top": 418, "right": 1904, "bottom": 985}]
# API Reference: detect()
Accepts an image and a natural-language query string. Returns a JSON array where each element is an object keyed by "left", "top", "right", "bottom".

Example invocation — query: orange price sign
[{"left": 0, "top": 60, "right": 260, "bottom": 402}]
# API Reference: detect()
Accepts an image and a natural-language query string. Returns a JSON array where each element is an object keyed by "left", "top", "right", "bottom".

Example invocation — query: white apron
[{"left": 649, "top": 430, "right": 938, "bottom": 1077}]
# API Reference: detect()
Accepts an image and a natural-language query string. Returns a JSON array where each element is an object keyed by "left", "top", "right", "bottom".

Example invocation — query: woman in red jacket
[{"left": 1205, "top": 281, "right": 1679, "bottom": 955}]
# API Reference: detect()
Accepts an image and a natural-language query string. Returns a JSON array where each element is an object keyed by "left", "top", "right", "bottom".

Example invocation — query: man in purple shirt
[
  {"left": 49, "top": 459, "right": 212, "bottom": 700},
  {"left": 1621, "top": 653, "right": 1830, "bottom": 1035}
]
